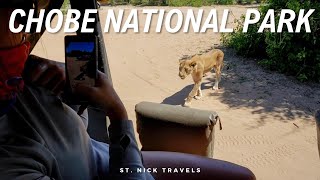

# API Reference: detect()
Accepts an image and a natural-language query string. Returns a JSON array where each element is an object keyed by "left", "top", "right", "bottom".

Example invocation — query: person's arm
[
  {"left": 75, "top": 71, "right": 153, "bottom": 180},
  {"left": 108, "top": 120, "right": 152, "bottom": 179},
  {"left": 0, "top": 158, "right": 53, "bottom": 180},
  {"left": 0, "top": 141, "right": 59, "bottom": 180}
]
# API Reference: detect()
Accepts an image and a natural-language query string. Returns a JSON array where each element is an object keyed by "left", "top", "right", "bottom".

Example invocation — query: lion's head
[{"left": 179, "top": 59, "right": 197, "bottom": 80}]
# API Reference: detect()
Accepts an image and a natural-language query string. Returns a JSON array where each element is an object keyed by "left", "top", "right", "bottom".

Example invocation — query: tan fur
[{"left": 179, "top": 49, "right": 224, "bottom": 107}]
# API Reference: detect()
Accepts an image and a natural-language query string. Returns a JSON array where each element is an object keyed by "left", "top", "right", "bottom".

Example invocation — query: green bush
[
  {"left": 61, "top": 0, "right": 70, "bottom": 9},
  {"left": 222, "top": 0, "right": 320, "bottom": 82},
  {"left": 168, "top": 0, "right": 203, "bottom": 7},
  {"left": 207, "top": 0, "right": 234, "bottom": 5},
  {"left": 130, "top": 0, "right": 260, "bottom": 6}
]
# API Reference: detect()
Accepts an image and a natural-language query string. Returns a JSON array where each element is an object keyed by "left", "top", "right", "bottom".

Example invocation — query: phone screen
[{"left": 65, "top": 40, "right": 96, "bottom": 93}]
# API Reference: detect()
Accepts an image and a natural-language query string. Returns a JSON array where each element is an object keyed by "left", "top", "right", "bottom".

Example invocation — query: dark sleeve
[
  {"left": 0, "top": 157, "right": 53, "bottom": 180},
  {"left": 108, "top": 120, "right": 154, "bottom": 180},
  {"left": 0, "top": 140, "right": 58, "bottom": 180}
]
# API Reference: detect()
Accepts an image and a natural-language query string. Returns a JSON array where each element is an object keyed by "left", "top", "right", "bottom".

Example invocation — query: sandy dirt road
[{"left": 32, "top": 5, "right": 320, "bottom": 180}]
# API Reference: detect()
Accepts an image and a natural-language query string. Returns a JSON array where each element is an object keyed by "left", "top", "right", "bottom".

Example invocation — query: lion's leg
[
  {"left": 195, "top": 86, "right": 202, "bottom": 100},
  {"left": 184, "top": 81, "right": 201, "bottom": 107},
  {"left": 213, "top": 66, "right": 221, "bottom": 90},
  {"left": 184, "top": 71, "right": 202, "bottom": 106}
]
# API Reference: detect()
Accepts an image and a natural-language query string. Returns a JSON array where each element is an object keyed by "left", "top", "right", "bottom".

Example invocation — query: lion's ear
[
  {"left": 179, "top": 60, "right": 185, "bottom": 67},
  {"left": 179, "top": 59, "right": 186, "bottom": 64},
  {"left": 190, "top": 61, "right": 197, "bottom": 68}
]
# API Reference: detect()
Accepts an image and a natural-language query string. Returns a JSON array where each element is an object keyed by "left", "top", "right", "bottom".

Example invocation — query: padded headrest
[{"left": 135, "top": 101, "right": 219, "bottom": 127}]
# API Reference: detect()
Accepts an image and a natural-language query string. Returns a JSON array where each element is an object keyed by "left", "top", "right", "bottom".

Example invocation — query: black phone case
[{"left": 63, "top": 35, "right": 98, "bottom": 105}]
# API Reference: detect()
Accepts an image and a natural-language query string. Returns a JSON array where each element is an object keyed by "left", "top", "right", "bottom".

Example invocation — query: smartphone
[{"left": 64, "top": 35, "right": 98, "bottom": 104}]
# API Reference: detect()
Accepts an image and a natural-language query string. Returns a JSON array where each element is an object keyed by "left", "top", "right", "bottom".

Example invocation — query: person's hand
[
  {"left": 24, "top": 55, "right": 66, "bottom": 95},
  {"left": 74, "top": 71, "right": 128, "bottom": 121}
]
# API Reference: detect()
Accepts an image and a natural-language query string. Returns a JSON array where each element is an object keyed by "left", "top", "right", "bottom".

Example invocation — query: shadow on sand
[{"left": 161, "top": 82, "right": 213, "bottom": 105}]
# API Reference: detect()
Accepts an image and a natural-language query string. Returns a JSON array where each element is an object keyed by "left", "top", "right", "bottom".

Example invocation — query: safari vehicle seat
[{"left": 135, "top": 101, "right": 221, "bottom": 158}]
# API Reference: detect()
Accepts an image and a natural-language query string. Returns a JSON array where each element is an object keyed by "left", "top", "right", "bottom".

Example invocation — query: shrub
[
  {"left": 61, "top": 0, "right": 70, "bottom": 14},
  {"left": 208, "top": 0, "right": 234, "bottom": 5},
  {"left": 168, "top": 0, "right": 203, "bottom": 7},
  {"left": 222, "top": 0, "right": 320, "bottom": 82},
  {"left": 129, "top": 0, "right": 260, "bottom": 6}
]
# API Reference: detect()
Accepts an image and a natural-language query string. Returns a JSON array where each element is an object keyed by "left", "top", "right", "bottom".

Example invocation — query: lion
[{"left": 179, "top": 49, "right": 224, "bottom": 107}]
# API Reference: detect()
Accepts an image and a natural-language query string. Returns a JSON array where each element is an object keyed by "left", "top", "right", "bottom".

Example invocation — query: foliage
[
  {"left": 110, "top": 0, "right": 261, "bottom": 6},
  {"left": 168, "top": 0, "right": 203, "bottom": 7},
  {"left": 222, "top": 0, "right": 320, "bottom": 82},
  {"left": 203, "top": 0, "right": 234, "bottom": 5},
  {"left": 60, "top": 0, "right": 70, "bottom": 14},
  {"left": 61, "top": 0, "right": 70, "bottom": 9}
]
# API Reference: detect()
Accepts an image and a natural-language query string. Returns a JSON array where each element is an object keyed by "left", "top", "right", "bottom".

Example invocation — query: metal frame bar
[{"left": 69, "top": 0, "right": 111, "bottom": 143}]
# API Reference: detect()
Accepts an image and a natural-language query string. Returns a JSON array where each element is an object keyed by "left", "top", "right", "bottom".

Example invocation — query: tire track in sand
[
  {"left": 216, "top": 135, "right": 274, "bottom": 146},
  {"left": 236, "top": 144, "right": 303, "bottom": 168}
]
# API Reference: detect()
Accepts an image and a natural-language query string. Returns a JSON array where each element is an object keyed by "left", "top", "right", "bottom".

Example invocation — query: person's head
[
  {"left": 0, "top": 9, "right": 25, "bottom": 49},
  {"left": 0, "top": 7, "right": 31, "bottom": 101},
  {"left": 0, "top": 0, "right": 61, "bottom": 101},
  {"left": 0, "top": 0, "right": 53, "bottom": 50}
]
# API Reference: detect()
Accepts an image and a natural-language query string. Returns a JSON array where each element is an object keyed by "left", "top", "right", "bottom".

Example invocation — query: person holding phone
[{"left": 0, "top": 7, "right": 154, "bottom": 180}]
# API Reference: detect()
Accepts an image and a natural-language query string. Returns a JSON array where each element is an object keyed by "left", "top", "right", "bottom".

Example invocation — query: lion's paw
[
  {"left": 183, "top": 101, "right": 192, "bottom": 107},
  {"left": 212, "top": 86, "right": 219, "bottom": 91},
  {"left": 195, "top": 95, "right": 202, "bottom": 100}
]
